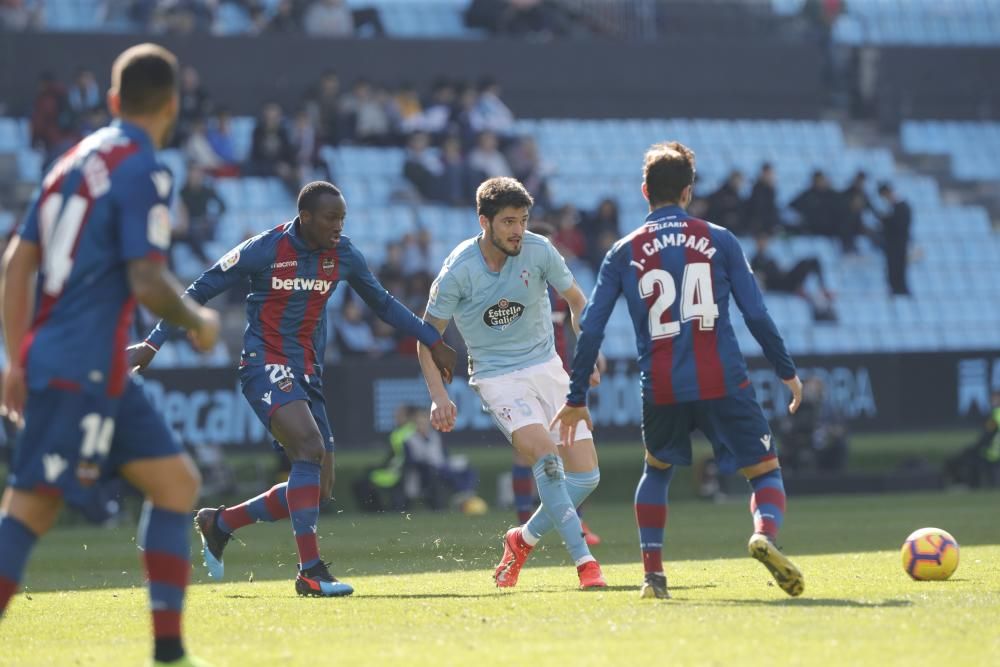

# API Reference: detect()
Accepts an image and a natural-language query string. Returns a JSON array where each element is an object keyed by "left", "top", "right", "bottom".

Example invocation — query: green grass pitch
[{"left": 1, "top": 490, "right": 998, "bottom": 666}]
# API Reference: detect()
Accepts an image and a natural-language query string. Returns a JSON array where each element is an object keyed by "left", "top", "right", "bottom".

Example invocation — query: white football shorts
[{"left": 469, "top": 355, "right": 593, "bottom": 444}]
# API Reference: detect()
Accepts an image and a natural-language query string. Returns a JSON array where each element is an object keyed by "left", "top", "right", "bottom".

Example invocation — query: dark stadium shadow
[{"left": 703, "top": 597, "right": 913, "bottom": 608}]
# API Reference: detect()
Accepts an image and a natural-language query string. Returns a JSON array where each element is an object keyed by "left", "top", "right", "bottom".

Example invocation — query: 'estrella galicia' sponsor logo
[{"left": 483, "top": 298, "right": 525, "bottom": 331}]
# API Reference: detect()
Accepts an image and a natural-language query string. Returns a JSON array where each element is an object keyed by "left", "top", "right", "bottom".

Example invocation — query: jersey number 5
[{"left": 639, "top": 265, "right": 719, "bottom": 340}]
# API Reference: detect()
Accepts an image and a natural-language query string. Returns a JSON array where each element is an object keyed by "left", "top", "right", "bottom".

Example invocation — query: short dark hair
[
  {"left": 297, "top": 181, "right": 343, "bottom": 213},
  {"left": 476, "top": 177, "right": 534, "bottom": 221},
  {"left": 877, "top": 181, "right": 893, "bottom": 196},
  {"left": 111, "top": 43, "right": 178, "bottom": 116},
  {"left": 643, "top": 141, "right": 696, "bottom": 206}
]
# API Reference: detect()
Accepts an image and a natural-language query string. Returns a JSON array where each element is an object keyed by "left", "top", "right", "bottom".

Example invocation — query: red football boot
[
  {"left": 577, "top": 560, "right": 607, "bottom": 589},
  {"left": 494, "top": 527, "right": 533, "bottom": 588}
]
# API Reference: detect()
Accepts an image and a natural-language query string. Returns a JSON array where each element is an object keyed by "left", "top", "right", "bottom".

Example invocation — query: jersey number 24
[{"left": 639, "top": 265, "right": 718, "bottom": 340}]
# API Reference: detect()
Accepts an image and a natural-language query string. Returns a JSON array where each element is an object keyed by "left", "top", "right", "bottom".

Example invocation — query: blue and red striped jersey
[
  {"left": 145, "top": 219, "right": 441, "bottom": 375},
  {"left": 568, "top": 205, "right": 795, "bottom": 406},
  {"left": 17, "top": 120, "right": 173, "bottom": 397}
]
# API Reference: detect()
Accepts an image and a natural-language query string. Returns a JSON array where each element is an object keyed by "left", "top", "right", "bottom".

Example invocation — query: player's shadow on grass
[{"left": 705, "top": 598, "right": 912, "bottom": 608}]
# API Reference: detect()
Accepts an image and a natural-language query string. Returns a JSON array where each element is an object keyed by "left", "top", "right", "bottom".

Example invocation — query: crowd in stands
[
  {"left": 463, "top": 0, "right": 599, "bottom": 39},
  {"left": 25, "top": 65, "right": 916, "bottom": 356},
  {"left": 692, "top": 164, "right": 913, "bottom": 319}
]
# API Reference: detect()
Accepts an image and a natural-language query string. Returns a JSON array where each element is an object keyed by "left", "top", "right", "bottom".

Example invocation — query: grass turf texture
[{"left": 1, "top": 490, "right": 997, "bottom": 666}]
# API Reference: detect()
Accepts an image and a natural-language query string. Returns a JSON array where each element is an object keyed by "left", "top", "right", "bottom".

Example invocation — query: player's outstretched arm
[
  {"left": 416, "top": 313, "right": 458, "bottom": 433},
  {"left": 127, "top": 258, "right": 219, "bottom": 355},
  {"left": 723, "top": 231, "right": 797, "bottom": 385},
  {"left": 559, "top": 281, "right": 605, "bottom": 387},
  {"left": 0, "top": 236, "right": 39, "bottom": 424}
]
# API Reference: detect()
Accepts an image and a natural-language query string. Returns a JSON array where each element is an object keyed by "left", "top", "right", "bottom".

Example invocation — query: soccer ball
[
  {"left": 901, "top": 527, "right": 959, "bottom": 581},
  {"left": 460, "top": 495, "right": 489, "bottom": 515}
]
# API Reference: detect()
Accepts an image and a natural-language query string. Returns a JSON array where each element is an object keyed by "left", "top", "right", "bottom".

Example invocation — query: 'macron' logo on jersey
[{"left": 483, "top": 298, "right": 525, "bottom": 331}]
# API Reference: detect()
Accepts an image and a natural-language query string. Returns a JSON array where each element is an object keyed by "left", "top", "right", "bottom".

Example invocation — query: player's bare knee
[
  {"left": 289, "top": 434, "right": 325, "bottom": 465},
  {"left": 740, "top": 458, "right": 780, "bottom": 480},
  {"left": 645, "top": 451, "right": 673, "bottom": 470}
]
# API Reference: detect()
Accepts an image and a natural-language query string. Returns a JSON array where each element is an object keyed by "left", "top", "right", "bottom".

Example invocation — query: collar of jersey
[
  {"left": 645, "top": 204, "right": 688, "bottom": 224},
  {"left": 286, "top": 216, "right": 323, "bottom": 254},
  {"left": 111, "top": 119, "right": 154, "bottom": 151}
]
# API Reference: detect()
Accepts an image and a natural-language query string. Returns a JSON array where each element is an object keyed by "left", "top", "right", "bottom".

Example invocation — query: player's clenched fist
[
  {"left": 187, "top": 306, "right": 220, "bottom": 353},
  {"left": 430, "top": 398, "right": 458, "bottom": 432}
]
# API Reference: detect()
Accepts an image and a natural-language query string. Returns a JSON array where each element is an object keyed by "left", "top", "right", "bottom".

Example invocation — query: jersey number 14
[{"left": 639, "top": 265, "right": 719, "bottom": 339}]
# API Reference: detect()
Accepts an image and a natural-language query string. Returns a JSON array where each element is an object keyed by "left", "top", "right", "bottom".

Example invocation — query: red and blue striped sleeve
[
  {"left": 344, "top": 244, "right": 441, "bottom": 348},
  {"left": 145, "top": 237, "right": 267, "bottom": 349},
  {"left": 566, "top": 245, "right": 625, "bottom": 406},
  {"left": 721, "top": 230, "right": 796, "bottom": 380}
]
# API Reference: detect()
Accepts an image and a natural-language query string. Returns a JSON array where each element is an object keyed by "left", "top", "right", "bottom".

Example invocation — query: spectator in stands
[
  {"left": 579, "top": 198, "right": 620, "bottom": 271},
  {"left": 465, "top": 0, "right": 578, "bottom": 38},
  {"left": 312, "top": 69, "right": 343, "bottom": 145},
  {"left": 454, "top": 84, "right": 483, "bottom": 147},
  {"left": 153, "top": 0, "right": 214, "bottom": 35},
  {"left": 303, "top": 0, "right": 353, "bottom": 36},
  {"left": 706, "top": 170, "right": 746, "bottom": 235},
  {"left": 176, "top": 64, "right": 212, "bottom": 146},
  {"left": 205, "top": 108, "right": 240, "bottom": 175},
  {"left": 751, "top": 232, "right": 836, "bottom": 321},
  {"left": 340, "top": 79, "right": 393, "bottom": 145},
  {"left": 876, "top": 182, "right": 911, "bottom": 296},
  {"left": 839, "top": 170, "right": 872, "bottom": 253},
  {"left": 417, "top": 80, "right": 457, "bottom": 138},
  {"left": 175, "top": 164, "right": 226, "bottom": 265},
  {"left": 438, "top": 134, "right": 475, "bottom": 205},
  {"left": 30, "top": 72, "right": 71, "bottom": 160},
  {"left": 552, "top": 204, "right": 586, "bottom": 260},
  {"left": 291, "top": 107, "right": 323, "bottom": 182},
  {"left": 745, "top": 163, "right": 781, "bottom": 236},
  {"left": 334, "top": 298, "right": 378, "bottom": 356},
  {"left": 790, "top": 170, "right": 838, "bottom": 236},
  {"left": 378, "top": 241, "right": 406, "bottom": 286},
  {"left": 266, "top": 0, "right": 299, "bottom": 32},
  {"left": 401, "top": 229, "right": 434, "bottom": 278},
  {"left": 0, "top": 0, "right": 42, "bottom": 29},
  {"left": 468, "top": 131, "right": 512, "bottom": 178},
  {"left": 475, "top": 77, "right": 515, "bottom": 137},
  {"left": 248, "top": 102, "right": 297, "bottom": 194},
  {"left": 67, "top": 68, "right": 101, "bottom": 119},
  {"left": 184, "top": 116, "right": 225, "bottom": 171},
  {"left": 394, "top": 82, "right": 424, "bottom": 134},
  {"left": 403, "top": 131, "right": 444, "bottom": 201},
  {"left": 508, "top": 136, "right": 552, "bottom": 210}
]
